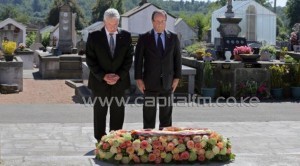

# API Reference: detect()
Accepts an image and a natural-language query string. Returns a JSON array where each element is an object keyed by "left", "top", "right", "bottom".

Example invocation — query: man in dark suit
[
  {"left": 86, "top": 8, "right": 133, "bottom": 141},
  {"left": 135, "top": 9, "right": 182, "bottom": 129}
]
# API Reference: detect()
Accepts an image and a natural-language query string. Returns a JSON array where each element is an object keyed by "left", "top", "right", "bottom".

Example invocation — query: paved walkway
[
  {"left": 0, "top": 69, "right": 300, "bottom": 165},
  {"left": 0, "top": 103, "right": 300, "bottom": 165}
]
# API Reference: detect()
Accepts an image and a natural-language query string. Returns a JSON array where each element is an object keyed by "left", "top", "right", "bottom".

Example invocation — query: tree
[
  {"left": 286, "top": 0, "right": 300, "bottom": 28},
  {"left": 115, "top": 0, "right": 124, "bottom": 14},
  {"left": 91, "top": 0, "right": 124, "bottom": 23},
  {"left": 32, "top": 0, "right": 42, "bottom": 12},
  {"left": 0, "top": 4, "right": 19, "bottom": 20},
  {"left": 180, "top": 12, "right": 209, "bottom": 40},
  {"left": 216, "top": 0, "right": 227, "bottom": 6},
  {"left": 13, "top": 0, "right": 22, "bottom": 4},
  {"left": 46, "top": 0, "right": 87, "bottom": 30},
  {"left": 91, "top": 0, "right": 113, "bottom": 23}
]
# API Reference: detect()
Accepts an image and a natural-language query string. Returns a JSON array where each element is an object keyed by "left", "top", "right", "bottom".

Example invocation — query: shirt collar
[
  {"left": 105, "top": 27, "right": 118, "bottom": 36},
  {"left": 154, "top": 30, "right": 165, "bottom": 37}
]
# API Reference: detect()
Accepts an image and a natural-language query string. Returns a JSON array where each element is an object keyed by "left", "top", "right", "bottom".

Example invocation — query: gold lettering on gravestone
[
  {"left": 211, "top": 63, "right": 218, "bottom": 69},
  {"left": 222, "top": 64, "right": 231, "bottom": 69},
  {"left": 244, "top": 63, "right": 261, "bottom": 68}
]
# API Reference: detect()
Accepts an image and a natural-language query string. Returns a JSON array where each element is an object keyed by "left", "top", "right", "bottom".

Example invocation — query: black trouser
[
  {"left": 93, "top": 91, "right": 125, "bottom": 141},
  {"left": 143, "top": 87, "right": 173, "bottom": 129}
]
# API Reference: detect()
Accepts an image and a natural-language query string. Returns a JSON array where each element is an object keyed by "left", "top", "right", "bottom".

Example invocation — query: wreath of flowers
[{"left": 95, "top": 127, "right": 235, "bottom": 164}]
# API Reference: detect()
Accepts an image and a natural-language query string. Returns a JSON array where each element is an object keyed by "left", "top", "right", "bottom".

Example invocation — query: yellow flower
[{"left": 2, "top": 41, "right": 17, "bottom": 55}]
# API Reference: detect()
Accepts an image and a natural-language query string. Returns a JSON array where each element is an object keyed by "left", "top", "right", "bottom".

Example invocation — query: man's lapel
[
  {"left": 163, "top": 30, "right": 172, "bottom": 57},
  {"left": 149, "top": 29, "right": 160, "bottom": 56},
  {"left": 114, "top": 28, "right": 123, "bottom": 59},
  {"left": 100, "top": 27, "right": 113, "bottom": 59}
]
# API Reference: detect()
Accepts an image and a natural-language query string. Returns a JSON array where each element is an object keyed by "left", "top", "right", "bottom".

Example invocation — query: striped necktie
[{"left": 109, "top": 33, "right": 114, "bottom": 57}]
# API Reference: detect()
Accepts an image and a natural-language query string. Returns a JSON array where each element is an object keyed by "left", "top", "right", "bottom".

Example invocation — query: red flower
[
  {"left": 119, "top": 142, "right": 127, "bottom": 149},
  {"left": 152, "top": 140, "right": 161, "bottom": 149},
  {"left": 102, "top": 142, "right": 110, "bottom": 150},
  {"left": 233, "top": 46, "right": 252, "bottom": 55},
  {"left": 194, "top": 142, "right": 202, "bottom": 149},
  {"left": 148, "top": 153, "right": 157, "bottom": 162},
  {"left": 140, "top": 140, "right": 148, "bottom": 149},
  {"left": 198, "top": 154, "right": 205, "bottom": 161},
  {"left": 180, "top": 151, "right": 190, "bottom": 160}
]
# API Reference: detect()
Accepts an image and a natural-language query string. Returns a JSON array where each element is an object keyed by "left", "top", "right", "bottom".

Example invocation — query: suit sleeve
[
  {"left": 85, "top": 33, "right": 105, "bottom": 82},
  {"left": 174, "top": 34, "right": 182, "bottom": 79},
  {"left": 134, "top": 35, "right": 144, "bottom": 80},
  {"left": 116, "top": 35, "right": 134, "bottom": 80}
]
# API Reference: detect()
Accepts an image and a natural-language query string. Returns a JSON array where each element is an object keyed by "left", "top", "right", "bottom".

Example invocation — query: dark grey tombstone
[{"left": 58, "top": 3, "right": 73, "bottom": 54}]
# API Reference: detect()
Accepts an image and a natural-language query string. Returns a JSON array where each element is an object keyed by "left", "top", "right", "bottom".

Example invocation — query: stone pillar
[
  {"left": 217, "top": 0, "right": 242, "bottom": 38},
  {"left": 58, "top": 3, "right": 73, "bottom": 54}
]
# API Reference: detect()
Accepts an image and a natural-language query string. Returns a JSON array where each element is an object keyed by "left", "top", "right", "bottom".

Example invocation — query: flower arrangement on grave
[
  {"left": 95, "top": 127, "right": 235, "bottom": 164},
  {"left": 2, "top": 40, "right": 17, "bottom": 55},
  {"left": 17, "top": 43, "right": 26, "bottom": 51},
  {"left": 236, "top": 80, "right": 269, "bottom": 99},
  {"left": 233, "top": 46, "right": 252, "bottom": 61},
  {"left": 269, "top": 64, "right": 289, "bottom": 89},
  {"left": 203, "top": 52, "right": 213, "bottom": 62},
  {"left": 233, "top": 46, "right": 252, "bottom": 55},
  {"left": 194, "top": 48, "right": 206, "bottom": 60}
]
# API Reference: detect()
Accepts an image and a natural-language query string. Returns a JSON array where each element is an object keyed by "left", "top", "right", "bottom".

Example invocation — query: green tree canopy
[
  {"left": 286, "top": 0, "right": 300, "bottom": 29},
  {"left": 0, "top": 4, "right": 30, "bottom": 24},
  {"left": 91, "top": 0, "right": 123, "bottom": 23},
  {"left": 46, "top": 0, "right": 87, "bottom": 30}
]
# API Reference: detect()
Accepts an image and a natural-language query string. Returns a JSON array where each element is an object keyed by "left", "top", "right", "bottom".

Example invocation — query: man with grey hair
[{"left": 86, "top": 8, "right": 133, "bottom": 142}]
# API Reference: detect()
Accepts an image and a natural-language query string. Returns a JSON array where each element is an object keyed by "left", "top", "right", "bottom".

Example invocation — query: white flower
[
  {"left": 202, "top": 135, "right": 209, "bottom": 141},
  {"left": 205, "top": 150, "right": 215, "bottom": 160},
  {"left": 109, "top": 146, "right": 118, "bottom": 154},
  {"left": 172, "top": 138, "right": 179, "bottom": 145},
  {"left": 220, "top": 147, "right": 227, "bottom": 155},
  {"left": 200, "top": 140, "right": 206, "bottom": 148},
  {"left": 212, "top": 146, "right": 220, "bottom": 155}
]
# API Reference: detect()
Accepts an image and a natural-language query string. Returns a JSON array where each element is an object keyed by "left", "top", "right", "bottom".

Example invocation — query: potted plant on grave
[
  {"left": 1, "top": 40, "right": 17, "bottom": 61},
  {"left": 290, "top": 62, "right": 300, "bottom": 99},
  {"left": 259, "top": 45, "right": 277, "bottom": 61},
  {"left": 201, "top": 61, "right": 216, "bottom": 98},
  {"left": 269, "top": 64, "right": 288, "bottom": 99},
  {"left": 233, "top": 46, "right": 258, "bottom": 62},
  {"left": 236, "top": 79, "right": 269, "bottom": 99},
  {"left": 194, "top": 48, "right": 206, "bottom": 60},
  {"left": 220, "top": 81, "right": 231, "bottom": 98}
]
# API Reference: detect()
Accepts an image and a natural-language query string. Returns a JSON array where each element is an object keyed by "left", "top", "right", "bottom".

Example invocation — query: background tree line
[{"left": 0, "top": 0, "right": 298, "bottom": 41}]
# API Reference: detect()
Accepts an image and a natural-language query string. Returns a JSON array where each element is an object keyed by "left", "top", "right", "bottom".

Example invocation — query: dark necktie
[
  {"left": 109, "top": 33, "right": 114, "bottom": 56},
  {"left": 157, "top": 33, "right": 164, "bottom": 56}
]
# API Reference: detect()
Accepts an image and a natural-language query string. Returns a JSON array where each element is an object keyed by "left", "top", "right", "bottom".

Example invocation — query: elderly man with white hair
[{"left": 86, "top": 8, "right": 134, "bottom": 142}]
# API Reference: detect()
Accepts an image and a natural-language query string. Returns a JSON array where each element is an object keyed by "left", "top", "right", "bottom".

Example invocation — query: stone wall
[{"left": 0, "top": 56, "right": 23, "bottom": 92}]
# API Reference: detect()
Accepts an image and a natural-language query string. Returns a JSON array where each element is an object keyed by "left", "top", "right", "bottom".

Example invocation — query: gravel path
[{"left": 0, "top": 79, "right": 76, "bottom": 104}]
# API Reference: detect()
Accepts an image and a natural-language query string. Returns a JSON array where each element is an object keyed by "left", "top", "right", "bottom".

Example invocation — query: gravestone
[
  {"left": 58, "top": 3, "right": 73, "bottom": 54},
  {"left": 234, "top": 68, "right": 270, "bottom": 96},
  {"left": 30, "top": 30, "right": 44, "bottom": 67}
]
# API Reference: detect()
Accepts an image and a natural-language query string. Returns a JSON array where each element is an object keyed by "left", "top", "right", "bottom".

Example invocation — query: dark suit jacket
[
  {"left": 86, "top": 27, "right": 133, "bottom": 96},
  {"left": 135, "top": 29, "right": 182, "bottom": 91}
]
